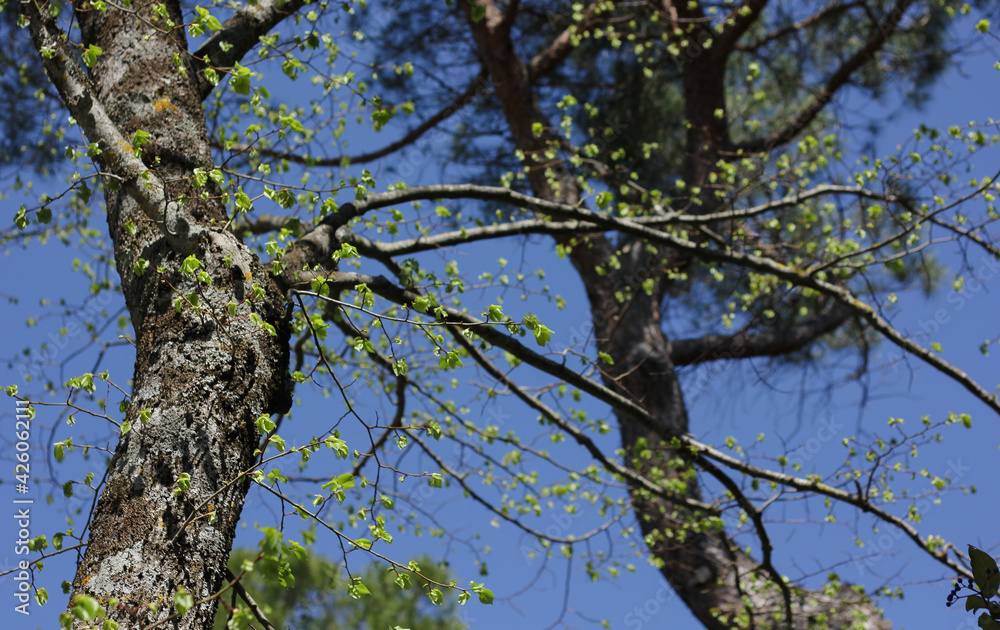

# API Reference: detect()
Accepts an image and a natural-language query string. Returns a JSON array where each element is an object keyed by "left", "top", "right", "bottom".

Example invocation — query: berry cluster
[{"left": 946, "top": 577, "right": 977, "bottom": 607}]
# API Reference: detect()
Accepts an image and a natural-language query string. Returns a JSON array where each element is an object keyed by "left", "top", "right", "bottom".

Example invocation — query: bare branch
[
  {"left": 224, "top": 568, "right": 278, "bottom": 630},
  {"left": 319, "top": 306, "right": 407, "bottom": 479}
]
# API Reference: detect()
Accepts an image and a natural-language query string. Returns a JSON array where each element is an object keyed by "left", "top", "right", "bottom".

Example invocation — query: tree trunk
[
  {"left": 461, "top": 1, "right": 890, "bottom": 626},
  {"left": 35, "top": 0, "right": 293, "bottom": 626},
  {"left": 584, "top": 260, "right": 889, "bottom": 629}
]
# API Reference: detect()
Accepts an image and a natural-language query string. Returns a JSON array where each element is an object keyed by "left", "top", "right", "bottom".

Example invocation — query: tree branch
[
  {"left": 192, "top": 0, "right": 308, "bottom": 100},
  {"left": 692, "top": 452, "right": 795, "bottom": 626},
  {"left": 23, "top": 0, "right": 199, "bottom": 250},
  {"left": 276, "top": 181, "right": 998, "bottom": 417},
  {"left": 267, "top": 182, "right": 896, "bottom": 264},
  {"left": 217, "top": 68, "right": 491, "bottom": 166},
  {"left": 527, "top": 1, "right": 606, "bottom": 80},
  {"left": 650, "top": 184, "right": 897, "bottom": 226},
  {"left": 690, "top": 436, "right": 970, "bottom": 581},
  {"left": 731, "top": 0, "right": 917, "bottom": 154},
  {"left": 407, "top": 429, "right": 631, "bottom": 544},
  {"left": 927, "top": 215, "right": 1000, "bottom": 260},
  {"left": 734, "top": 1, "right": 866, "bottom": 53},
  {"left": 224, "top": 568, "right": 278, "bottom": 630},
  {"left": 311, "top": 270, "right": 663, "bottom": 428},
  {"left": 498, "top": 0, "right": 520, "bottom": 34},
  {"left": 444, "top": 318, "right": 717, "bottom": 513},
  {"left": 714, "top": 0, "right": 770, "bottom": 57},
  {"left": 670, "top": 307, "right": 850, "bottom": 366},
  {"left": 346, "top": 218, "right": 596, "bottom": 256},
  {"left": 302, "top": 270, "right": 973, "bottom": 582},
  {"left": 233, "top": 213, "right": 300, "bottom": 235},
  {"left": 313, "top": 291, "right": 676, "bottom": 518}
]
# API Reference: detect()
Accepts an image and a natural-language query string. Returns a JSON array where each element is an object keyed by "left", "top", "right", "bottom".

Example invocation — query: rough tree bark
[{"left": 25, "top": 0, "right": 291, "bottom": 626}]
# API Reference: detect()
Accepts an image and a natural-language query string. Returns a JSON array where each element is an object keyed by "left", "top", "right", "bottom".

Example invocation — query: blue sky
[{"left": 3, "top": 9, "right": 1000, "bottom": 630}]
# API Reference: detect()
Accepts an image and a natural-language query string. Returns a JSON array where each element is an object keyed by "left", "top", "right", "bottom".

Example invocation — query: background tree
[
  {"left": 2, "top": 1, "right": 999, "bottom": 629},
  {"left": 213, "top": 551, "right": 466, "bottom": 630}
]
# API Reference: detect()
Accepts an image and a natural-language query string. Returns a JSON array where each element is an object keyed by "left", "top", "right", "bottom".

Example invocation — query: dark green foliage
[
  {"left": 214, "top": 550, "right": 468, "bottom": 630},
  {"left": 0, "top": 8, "right": 65, "bottom": 175},
  {"left": 949, "top": 546, "right": 1000, "bottom": 630}
]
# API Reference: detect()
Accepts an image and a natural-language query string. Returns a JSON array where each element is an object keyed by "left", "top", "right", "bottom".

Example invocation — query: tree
[
  {"left": 213, "top": 551, "right": 467, "bottom": 630},
  {"left": 3, "top": 0, "right": 999, "bottom": 628}
]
